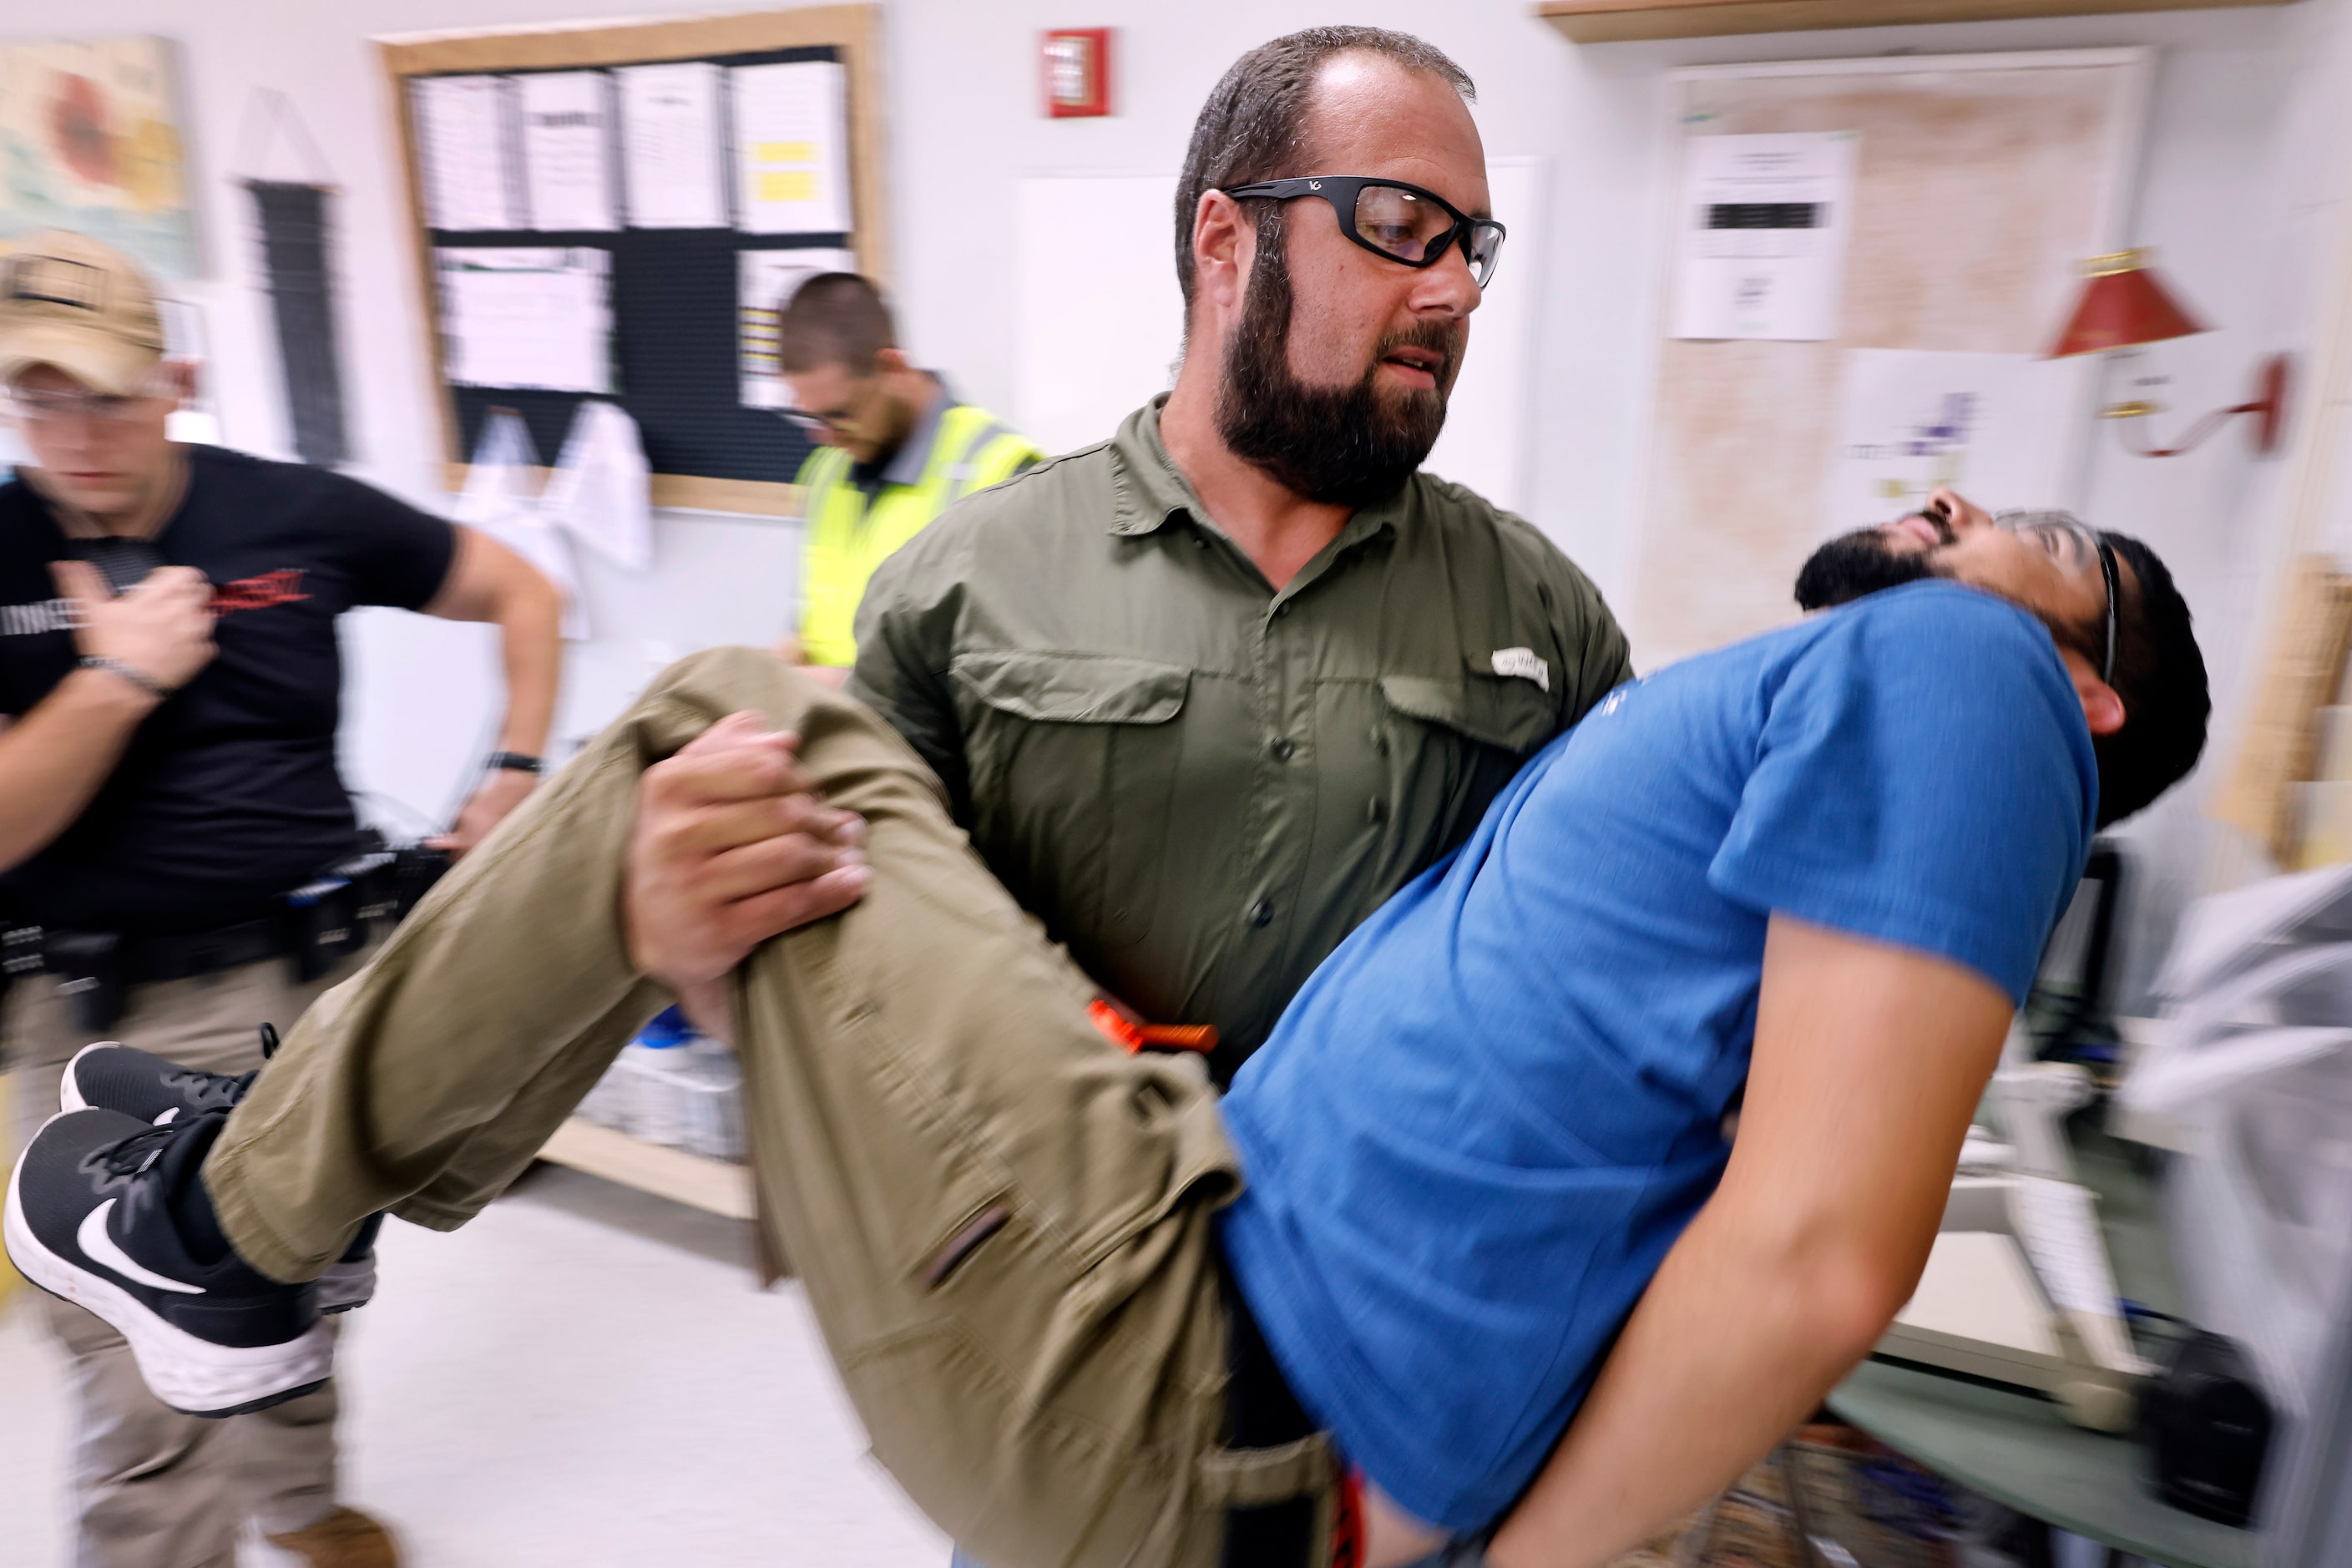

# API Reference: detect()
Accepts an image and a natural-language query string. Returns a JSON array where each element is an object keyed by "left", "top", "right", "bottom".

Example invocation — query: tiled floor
[{"left": 0, "top": 1164, "right": 948, "bottom": 1566}]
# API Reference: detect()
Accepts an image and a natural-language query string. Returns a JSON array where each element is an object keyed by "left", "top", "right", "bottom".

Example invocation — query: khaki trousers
[
  {"left": 206, "top": 648, "right": 1333, "bottom": 1568},
  {"left": 6, "top": 944, "right": 372, "bottom": 1568}
]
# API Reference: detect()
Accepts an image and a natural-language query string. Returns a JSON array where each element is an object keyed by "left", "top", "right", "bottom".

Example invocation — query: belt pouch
[
  {"left": 44, "top": 932, "right": 125, "bottom": 1034},
  {"left": 283, "top": 880, "right": 364, "bottom": 983},
  {"left": 389, "top": 843, "right": 452, "bottom": 922}
]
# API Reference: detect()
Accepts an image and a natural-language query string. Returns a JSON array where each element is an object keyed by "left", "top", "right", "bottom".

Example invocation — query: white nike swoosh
[
  {"left": 153, "top": 1108, "right": 180, "bottom": 1125},
  {"left": 78, "top": 1200, "right": 204, "bottom": 1295}
]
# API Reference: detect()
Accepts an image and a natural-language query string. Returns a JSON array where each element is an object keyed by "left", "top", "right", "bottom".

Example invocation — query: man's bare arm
[
  {"left": 0, "top": 562, "right": 215, "bottom": 872},
  {"left": 422, "top": 525, "right": 564, "bottom": 856},
  {"left": 1485, "top": 916, "right": 2013, "bottom": 1568}
]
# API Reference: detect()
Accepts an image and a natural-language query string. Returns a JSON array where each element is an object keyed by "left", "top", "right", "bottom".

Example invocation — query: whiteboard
[{"left": 1014, "top": 159, "right": 1546, "bottom": 513}]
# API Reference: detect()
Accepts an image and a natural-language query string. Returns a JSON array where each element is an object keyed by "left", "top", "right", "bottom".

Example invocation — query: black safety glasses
[
  {"left": 1220, "top": 176, "right": 1505, "bottom": 289},
  {"left": 1995, "top": 510, "right": 2119, "bottom": 684},
  {"left": 2094, "top": 536, "right": 2120, "bottom": 685}
]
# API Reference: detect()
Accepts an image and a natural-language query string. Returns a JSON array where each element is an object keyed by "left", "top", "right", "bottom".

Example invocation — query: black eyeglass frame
[
  {"left": 2093, "top": 536, "right": 2120, "bottom": 687},
  {"left": 1990, "top": 508, "right": 2120, "bottom": 685},
  {"left": 781, "top": 372, "right": 883, "bottom": 439},
  {"left": 1217, "top": 175, "right": 1506, "bottom": 288}
]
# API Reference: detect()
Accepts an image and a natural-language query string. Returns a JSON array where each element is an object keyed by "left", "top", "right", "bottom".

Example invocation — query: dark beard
[
  {"left": 1793, "top": 514, "right": 1953, "bottom": 610},
  {"left": 1214, "top": 210, "right": 1459, "bottom": 508}
]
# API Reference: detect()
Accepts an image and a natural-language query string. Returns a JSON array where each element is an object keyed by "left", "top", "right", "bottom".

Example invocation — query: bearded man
[{"left": 835, "top": 27, "right": 1629, "bottom": 1091}]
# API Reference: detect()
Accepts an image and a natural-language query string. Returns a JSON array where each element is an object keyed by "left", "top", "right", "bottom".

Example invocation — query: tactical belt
[{"left": 2, "top": 842, "right": 449, "bottom": 1033}]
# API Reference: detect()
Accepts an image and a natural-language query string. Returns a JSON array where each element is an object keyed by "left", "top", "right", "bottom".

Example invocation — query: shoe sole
[
  {"left": 3, "top": 1135, "right": 334, "bottom": 1419},
  {"left": 318, "top": 1252, "right": 376, "bottom": 1314}
]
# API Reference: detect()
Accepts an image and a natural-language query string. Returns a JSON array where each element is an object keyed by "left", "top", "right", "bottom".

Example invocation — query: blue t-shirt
[{"left": 1216, "top": 583, "right": 2097, "bottom": 1531}]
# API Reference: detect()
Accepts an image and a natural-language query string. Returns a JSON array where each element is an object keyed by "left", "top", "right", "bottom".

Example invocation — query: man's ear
[
  {"left": 1191, "top": 190, "right": 1252, "bottom": 311},
  {"left": 162, "top": 358, "right": 198, "bottom": 408},
  {"left": 2067, "top": 656, "right": 2127, "bottom": 736},
  {"left": 874, "top": 346, "right": 911, "bottom": 378}
]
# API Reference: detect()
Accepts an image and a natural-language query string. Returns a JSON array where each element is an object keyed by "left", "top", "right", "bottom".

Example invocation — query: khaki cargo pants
[
  {"left": 7, "top": 944, "right": 373, "bottom": 1568},
  {"left": 205, "top": 648, "right": 1334, "bottom": 1568}
]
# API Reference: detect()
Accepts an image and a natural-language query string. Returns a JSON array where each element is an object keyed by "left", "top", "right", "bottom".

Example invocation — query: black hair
[
  {"left": 776, "top": 271, "right": 896, "bottom": 377},
  {"left": 2093, "top": 533, "right": 2210, "bottom": 827},
  {"left": 1173, "top": 28, "right": 1474, "bottom": 317}
]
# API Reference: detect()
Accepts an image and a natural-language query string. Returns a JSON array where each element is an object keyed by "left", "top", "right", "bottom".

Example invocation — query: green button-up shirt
[{"left": 851, "top": 398, "right": 1631, "bottom": 1079}]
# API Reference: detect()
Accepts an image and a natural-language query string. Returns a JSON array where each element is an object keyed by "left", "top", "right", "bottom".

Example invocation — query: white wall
[{"left": 8, "top": 0, "right": 2348, "bottom": 996}]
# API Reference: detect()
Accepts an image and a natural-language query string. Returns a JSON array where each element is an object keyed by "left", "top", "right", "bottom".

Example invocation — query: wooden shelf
[
  {"left": 438, "top": 463, "right": 802, "bottom": 519},
  {"left": 538, "top": 1117, "right": 756, "bottom": 1221},
  {"left": 1537, "top": 0, "right": 2290, "bottom": 43}
]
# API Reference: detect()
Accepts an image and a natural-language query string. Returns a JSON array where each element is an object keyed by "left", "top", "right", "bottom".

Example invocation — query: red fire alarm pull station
[{"left": 1043, "top": 29, "right": 1113, "bottom": 118}]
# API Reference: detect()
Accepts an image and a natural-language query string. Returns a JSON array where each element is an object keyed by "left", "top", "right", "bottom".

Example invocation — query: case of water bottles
[{"left": 575, "top": 1006, "right": 746, "bottom": 1162}]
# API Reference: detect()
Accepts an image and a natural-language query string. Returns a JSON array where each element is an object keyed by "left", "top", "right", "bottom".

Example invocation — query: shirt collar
[
  {"left": 857, "top": 372, "right": 953, "bottom": 490},
  {"left": 1105, "top": 394, "right": 1412, "bottom": 549},
  {"left": 1105, "top": 397, "right": 1199, "bottom": 537}
]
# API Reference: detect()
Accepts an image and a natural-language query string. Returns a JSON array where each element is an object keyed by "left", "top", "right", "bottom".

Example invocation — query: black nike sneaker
[
  {"left": 60, "top": 1037, "right": 262, "bottom": 1122},
  {"left": 3, "top": 1106, "right": 333, "bottom": 1417},
  {"left": 59, "top": 1028, "right": 382, "bottom": 1314}
]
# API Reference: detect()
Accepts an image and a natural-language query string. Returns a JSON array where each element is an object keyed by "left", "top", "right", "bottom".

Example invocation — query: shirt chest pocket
[
  {"left": 950, "top": 651, "right": 1191, "bottom": 954},
  {"left": 1372, "top": 660, "right": 1560, "bottom": 857}
]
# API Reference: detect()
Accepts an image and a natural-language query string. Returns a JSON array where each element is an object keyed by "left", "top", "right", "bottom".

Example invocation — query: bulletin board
[
  {"left": 376, "top": 6, "right": 888, "bottom": 517},
  {"left": 1628, "top": 49, "right": 2152, "bottom": 663}
]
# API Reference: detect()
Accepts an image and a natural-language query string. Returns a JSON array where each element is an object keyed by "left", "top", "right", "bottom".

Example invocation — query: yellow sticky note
[
  {"left": 758, "top": 170, "right": 819, "bottom": 204},
  {"left": 755, "top": 141, "right": 817, "bottom": 164}
]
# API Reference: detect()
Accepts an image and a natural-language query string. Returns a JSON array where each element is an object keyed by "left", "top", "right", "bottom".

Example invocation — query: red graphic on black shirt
[{"left": 211, "top": 570, "right": 309, "bottom": 615}]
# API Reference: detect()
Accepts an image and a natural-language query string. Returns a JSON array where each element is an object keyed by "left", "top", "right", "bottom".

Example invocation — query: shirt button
[
  {"left": 1270, "top": 737, "right": 1296, "bottom": 762},
  {"left": 1275, "top": 602, "right": 1291, "bottom": 616},
  {"left": 1248, "top": 899, "right": 1275, "bottom": 928}
]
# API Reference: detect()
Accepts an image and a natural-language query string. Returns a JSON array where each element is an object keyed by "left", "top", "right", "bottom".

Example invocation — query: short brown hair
[
  {"left": 1174, "top": 28, "right": 1474, "bottom": 312},
  {"left": 776, "top": 271, "right": 896, "bottom": 377}
]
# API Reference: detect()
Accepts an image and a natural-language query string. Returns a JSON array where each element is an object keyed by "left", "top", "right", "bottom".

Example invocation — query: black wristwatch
[{"left": 484, "top": 751, "right": 543, "bottom": 775}]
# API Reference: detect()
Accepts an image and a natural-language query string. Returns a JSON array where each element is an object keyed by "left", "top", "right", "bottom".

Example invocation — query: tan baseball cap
[{"left": 0, "top": 230, "right": 167, "bottom": 397}]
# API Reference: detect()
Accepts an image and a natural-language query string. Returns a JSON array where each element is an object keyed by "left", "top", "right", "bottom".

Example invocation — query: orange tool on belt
[{"left": 1086, "top": 996, "right": 1218, "bottom": 1056}]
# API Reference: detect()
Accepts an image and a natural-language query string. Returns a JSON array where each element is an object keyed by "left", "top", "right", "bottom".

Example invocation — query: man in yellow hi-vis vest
[{"left": 776, "top": 273, "right": 1040, "bottom": 672}]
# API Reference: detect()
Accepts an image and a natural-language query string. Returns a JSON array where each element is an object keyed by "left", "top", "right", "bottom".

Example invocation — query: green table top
[{"left": 1826, "top": 1135, "right": 2257, "bottom": 1568}]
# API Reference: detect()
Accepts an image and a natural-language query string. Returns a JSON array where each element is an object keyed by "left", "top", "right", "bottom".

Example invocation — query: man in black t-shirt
[{"left": 0, "top": 232, "right": 561, "bottom": 1566}]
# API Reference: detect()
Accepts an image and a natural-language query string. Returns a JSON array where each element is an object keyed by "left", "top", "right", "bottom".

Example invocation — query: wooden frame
[
  {"left": 376, "top": 5, "right": 888, "bottom": 518},
  {"left": 1535, "top": 0, "right": 2291, "bottom": 45}
]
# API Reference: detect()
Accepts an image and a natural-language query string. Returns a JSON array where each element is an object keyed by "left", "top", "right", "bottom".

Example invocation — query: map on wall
[{"left": 0, "top": 37, "right": 199, "bottom": 280}]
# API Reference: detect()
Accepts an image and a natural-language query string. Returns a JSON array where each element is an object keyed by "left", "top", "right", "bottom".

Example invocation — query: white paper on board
[
  {"left": 544, "top": 400, "right": 654, "bottom": 571},
  {"left": 737, "top": 247, "right": 857, "bottom": 407},
  {"left": 412, "top": 76, "right": 518, "bottom": 232},
  {"left": 731, "top": 61, "right": 852, "bottom": 235},
  {"left": 453, "top": 410, "right": 589, "bottom": 640},
  {"left": 436, "top": 247, "right": 612, "bottom": 394},
  {"left": 1672, "top": 132, "right": 1857, "bottom": 341},
  {"left": 617, "top": 62, "right": 728, "bottom": 229},
  {"left": 518, "top": 72, "right": 617, "bottom": 232},
  {"left": 1823, "top": 349, "right": 2076, "bottom": 536}
]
